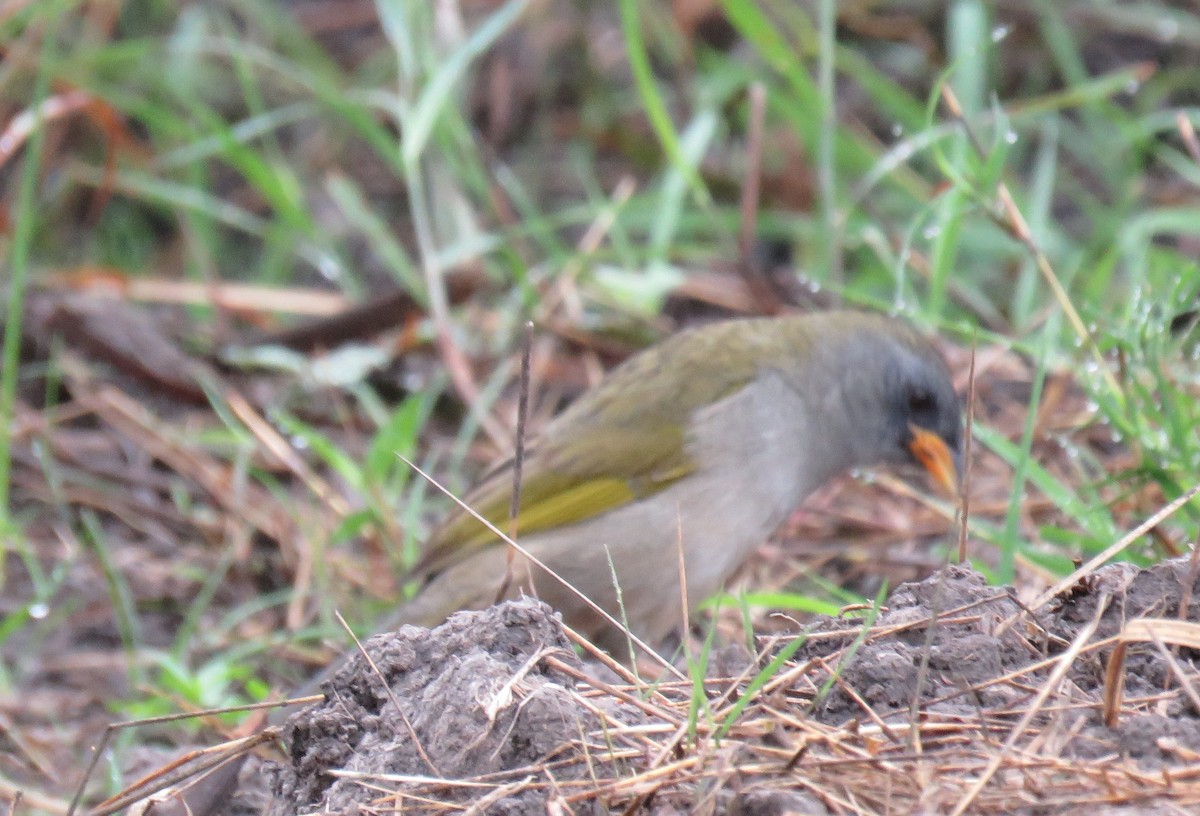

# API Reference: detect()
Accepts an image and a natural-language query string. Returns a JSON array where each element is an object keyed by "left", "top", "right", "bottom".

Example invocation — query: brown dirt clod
[{"left": 268, "top": 558, "right": 1200, "bottom": 815}]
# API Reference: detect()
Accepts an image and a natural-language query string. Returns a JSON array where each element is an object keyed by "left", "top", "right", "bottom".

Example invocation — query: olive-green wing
[
  {"left": 409, "top": 321, "right": 773, "bottom": 578},
  {"left": 409, "top": 425, "right": 690, "bottom": 577}
]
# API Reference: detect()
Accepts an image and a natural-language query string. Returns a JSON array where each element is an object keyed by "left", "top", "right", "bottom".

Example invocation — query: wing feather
[{"left": 409, "top": 319, "right": 804, "bottom": 579}]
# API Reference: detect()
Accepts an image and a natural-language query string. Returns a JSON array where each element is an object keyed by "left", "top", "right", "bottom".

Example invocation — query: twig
[
  {"left": 1176, "top": 110, "right": 1200, "bottom": 166},
  {"left": 74, "top": 725, "right": 277, "bottom": 816},
  {"left": 333, "top": 610, "right": 441, "bottom": 776},
  {"left": 957, "top": 335, "right": 976, "bottom": 562},
  {"left": 735, "top": 82, "right": 780, "bottom": 314},
  {"left": 676, "top": 504, "right": 690, "bottom": 664},
  {"left": 497, "top": 319, "right": 535, "bottom": 603}
]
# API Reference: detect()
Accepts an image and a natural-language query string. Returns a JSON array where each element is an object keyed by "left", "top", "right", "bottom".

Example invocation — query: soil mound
[{"left": 269, "top": 559, "right": 1200, "bottom": 814}]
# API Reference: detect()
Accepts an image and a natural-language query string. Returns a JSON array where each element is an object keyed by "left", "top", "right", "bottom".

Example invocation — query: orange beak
[{"left": 908, "top": 424, "right": 960, "bottom": 497}]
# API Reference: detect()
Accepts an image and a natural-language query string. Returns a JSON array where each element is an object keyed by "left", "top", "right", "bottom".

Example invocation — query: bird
[{"left": 392, "top": 309, "right": 963, "bottom": 654}]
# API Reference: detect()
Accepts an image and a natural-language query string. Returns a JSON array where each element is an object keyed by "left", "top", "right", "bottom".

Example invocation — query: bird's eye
[{"left": 908, "top": 388, "right": 935, "bottom": 414}]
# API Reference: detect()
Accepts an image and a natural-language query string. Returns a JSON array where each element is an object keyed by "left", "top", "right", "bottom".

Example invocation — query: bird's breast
[{"left": 677, "top": 371, "right": 822, "bottom": 585}]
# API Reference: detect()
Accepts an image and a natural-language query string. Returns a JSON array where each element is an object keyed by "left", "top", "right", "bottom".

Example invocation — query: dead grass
[{"left": 85, "top": 557, "right": 1200, "bottom": 816}]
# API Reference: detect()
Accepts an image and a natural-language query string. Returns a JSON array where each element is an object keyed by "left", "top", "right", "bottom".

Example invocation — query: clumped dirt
[
  {"left": 796, "top": 560, "right": 1200, "bottom": 765},
  {"left": 268, "top": 599, "right": 645, "bottom": 815},
  {"left": 267, "top": 557, "right": 1200, "bottom": 814}
]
